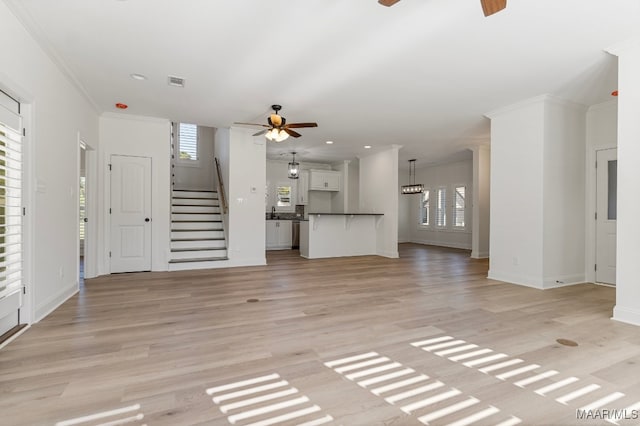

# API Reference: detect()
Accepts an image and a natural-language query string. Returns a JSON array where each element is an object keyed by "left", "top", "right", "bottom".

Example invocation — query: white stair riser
[
  {"left": 171, "top": 239, "right": 226, "bottom": 249},
  {"left": 173, "top": 191, "right": 218, "bottom": 199},
  {"left": 172, "top": 222, "right": 223, "bottom": 230},
  {"left": 170, "top": 249, "right": 227, "bottom": 260},
  {"left": 172, "top": 213, "right": 221, "bottom": 222},
  {"left": 168, "top": 259, "right": 229, "bottom": 271},
  {"left": 171, "top": 230, "right": 224, "bottom": 239},
  {"left": 172, "top": 198, "right": 218, "bottom": 206},
  {"left": 172, "top": 205, "right": 220, "bottom": 214}
]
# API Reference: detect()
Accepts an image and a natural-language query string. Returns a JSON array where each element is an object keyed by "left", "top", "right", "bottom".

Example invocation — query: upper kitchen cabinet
[
  {"left": 309, "top": 170, "right": 341, "bottom": 191},
  {"left": 297, "top": 170, "right": 309, "bottom": 205}
]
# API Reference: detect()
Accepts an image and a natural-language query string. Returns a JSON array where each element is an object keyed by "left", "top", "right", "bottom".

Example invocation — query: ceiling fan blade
[
  {"left": 283, "top": 128, "right": 302, "bottom": 138},
  {"left": 234, "top": 122, "right": 269, "bottom": 128},
  {"left": 285, "top": 122, "right": 318, "bottom": 129},
  {"left": 480, "top": 0, "right": 507, "bottom": 17},
  {"left": 253, "top": 129, "right": 269, "bottom": 137},
  {"left": 378, "top": 0, "right": 401, "bottom": 6}
]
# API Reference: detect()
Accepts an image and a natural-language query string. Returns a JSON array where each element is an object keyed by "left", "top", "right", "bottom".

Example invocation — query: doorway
[
  {"left": 110, "top": 155, "right": 152, "bottom": 273},
  {"left": 79, "top": 143, "right": 86, "bottom": 288},
  {"left": 595, "top": 148, "right": 617, "bottom": 285}
]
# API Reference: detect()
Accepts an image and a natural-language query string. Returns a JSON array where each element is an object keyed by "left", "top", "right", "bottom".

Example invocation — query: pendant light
[
  {"left": 401, "top": 159, "right": 424, "bottom": 194},
  {"left": 288, "top": 152, "right": 300, "bottom": 179}
]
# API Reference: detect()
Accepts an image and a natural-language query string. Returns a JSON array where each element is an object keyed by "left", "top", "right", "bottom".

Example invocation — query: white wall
[
  {"left": 214, "top": 128, "right": 230, "bottom": 241},
  {"left": 471, "top": 146, "right": 490, "bottom": 258},
  {"left": 542, "top": 99, "right": 586, "bottom": 287},
  {"left": 398, "top": 170, "right": 411, "bottom": 243},
  {"left": 488, "top": 95, "right": 587, "bottom": 289},
  {"left": 584, "top": 100, "right": 617, "bottom": 283},
  {"left": 226, "top": 128, "right": 266, "bottom": 266},
  {"left": 173, "top": 125, "right": 215, "bottom": 191},
  {"left": 1, "top": 2, "right": 99, "bottom": 323},
  {"left": 407, "top": 159, "right": 473, "bottom": 250},
  {"left": 98, "top": 114, "right": 171, "bottom": 274},
  {"left": 330, "top": 161, "right": 349, "bottom": 213},
  {"left": 359, "top": 146, "right": 399, "bottom": 258},
  {"left": 610, "top": 40, "right": 640, "bottom": 325},
  {"left": 488, "top": 98, "right": 546, "bottom": 287},
  {"left": 348, "top": 160, "right": 360, "bottom": 212}
]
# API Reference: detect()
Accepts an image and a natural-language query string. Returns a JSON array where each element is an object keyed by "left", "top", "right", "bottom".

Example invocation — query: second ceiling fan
[{"left": 378, "top": 0, "right": 507, "bottom": 17}]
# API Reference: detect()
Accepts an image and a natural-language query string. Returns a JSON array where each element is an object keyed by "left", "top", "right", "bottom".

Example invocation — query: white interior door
[
  {"left": 110, "top": 155, "right": 151, "bottom": 273},
  {"left": 596, "top": 148, "right": 617, "bottom": 285}
]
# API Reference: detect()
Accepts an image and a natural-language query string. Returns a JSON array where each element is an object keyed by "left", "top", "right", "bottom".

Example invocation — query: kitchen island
[{"left": 299, "top": 213, "right": 383, "bottom": 259}]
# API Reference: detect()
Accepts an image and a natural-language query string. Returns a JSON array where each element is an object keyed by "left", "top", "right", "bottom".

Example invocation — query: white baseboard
[
  {"left": 378, "top": 250, "right": 399, "bottom": 259},
  {"left": 410, "top": 239, "right": 471, "bottom": 251},
  {"left": 613, "top": 305, "right": 640, "bottom": 326},
  {"left": 471, "top": 250, "right": 489, "bottom": 259},
  {"left": 35, "top": 283, "right": 79, "bottom": 322},
  {"left": 487, "top": 270, "right": 544, "bottom": 289},
  {"left": 542, "top": 274, "right": 585, "bottom": 289}
]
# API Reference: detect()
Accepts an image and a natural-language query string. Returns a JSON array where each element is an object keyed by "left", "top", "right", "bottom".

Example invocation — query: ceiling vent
[{"left": 168, "top": 76, "right": 185, "bottom": 87}]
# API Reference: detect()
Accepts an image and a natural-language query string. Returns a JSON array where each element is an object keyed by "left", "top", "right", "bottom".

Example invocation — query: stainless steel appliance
[{"left": 292, "top": 221, "right": 300, "bottom": 249}]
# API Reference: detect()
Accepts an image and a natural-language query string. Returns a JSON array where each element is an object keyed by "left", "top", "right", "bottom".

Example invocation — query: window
[
  {"left": 0, "top": 96, "right": 22, "bottom": 302},
  {"left": 79, "top": 176, "right": 86, "bottom": 241},
  {"left": 420, "top": 190, "right": 430, "bottom": 226},
  {"left": 178, "top": 123, "right": 198, "bottom": 160},
  {"left": 436, "top": 188, "right": 446, "bottom": 227},
  {"left": 453, "top": 185, "right": 466, "bottom": 228},
  {"left": 277, "top": 185, "right": 292, "bottom": 207}
]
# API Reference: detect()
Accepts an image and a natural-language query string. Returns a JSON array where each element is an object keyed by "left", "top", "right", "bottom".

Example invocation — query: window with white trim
[
  {"left": 420, "top": 190, "right": 430, "bottom": 226},
  {"left": 0, "top": 93, "right": 22, "bottom": 303},
  {"left": 178, "top": 123, "right": 198, "bottom": 161},
  {"left": 453, "top": 185, "right": 466, "bottom": 228},
  {"left": 436, "top": 187, "right": 446, "bottom": 227}
]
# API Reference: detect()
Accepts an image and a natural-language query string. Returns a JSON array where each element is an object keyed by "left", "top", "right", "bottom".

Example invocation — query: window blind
[
  {"left": 453, "top": 186, "right": 465, "bottom": 228},
  {"left": 178, "top": 123, "right": 198, "bottom": 160},
  {"left": 436, "top": 188, "right": 446, "bottom": 227},
  {"left": 0, "top": 101, "right": 22, "bottom": 301},
  {"left": 421, "top": 190, "right": 430, "bottom": 225}
]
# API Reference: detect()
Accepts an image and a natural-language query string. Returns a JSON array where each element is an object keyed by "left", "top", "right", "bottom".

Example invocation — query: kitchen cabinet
[
  {"left": 309, "top": 170, "right": 341, "bottom": 191},
  {"left": 266, "top": 220, "right": 292, "bottom": 250},
  {"left": 297, "top": 170, "right": 309, "bottom": 205}
]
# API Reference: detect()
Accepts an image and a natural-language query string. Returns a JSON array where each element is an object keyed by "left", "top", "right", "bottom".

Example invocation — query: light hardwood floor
[{"left": 1, "top": 244, "right": 639, "bottom": 426}]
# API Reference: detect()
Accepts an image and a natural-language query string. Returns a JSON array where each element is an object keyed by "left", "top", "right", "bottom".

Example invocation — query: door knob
[{"left": 145, "top": 218, "right": 150, "bottom": 222}]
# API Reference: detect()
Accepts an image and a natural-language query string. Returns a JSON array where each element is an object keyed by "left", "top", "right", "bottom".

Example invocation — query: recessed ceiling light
[
  {"left": 115, "top": 103, "right": 128, "bottom": 109},
  {"left": 130, "top": 73, "right": 147, "bottom": 81},
  {"left": 364, "top": 145, "right": 372, "bottom": 149},
  {"left": 326, "top": 141, "right": 334, "bottom": 145}
]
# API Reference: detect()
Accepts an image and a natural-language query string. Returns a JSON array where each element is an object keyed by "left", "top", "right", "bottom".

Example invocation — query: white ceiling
[{"left": 7, "top": 0, "right": 639, "bottom": 165}]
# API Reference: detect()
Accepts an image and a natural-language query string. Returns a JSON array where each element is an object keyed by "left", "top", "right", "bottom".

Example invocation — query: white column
[
  {"left": 471, "top": 146, "right": 490, "bottom": 259},
  {"left": 486, "top": 95, "right": 586, "bottom": 289},
  {"left": 359, "top": 145, "right": 400, "bottom": 258},
  {"left": 609, "top": 39, "right": 640, "bottom": 325}
]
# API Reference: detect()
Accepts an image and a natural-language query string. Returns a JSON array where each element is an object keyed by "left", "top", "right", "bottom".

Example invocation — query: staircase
[{"left": 169, "top": 190, "right": 228, "bottom": 271}]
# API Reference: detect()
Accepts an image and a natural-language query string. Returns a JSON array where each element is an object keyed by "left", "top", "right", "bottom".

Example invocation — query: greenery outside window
[{"left": 178, "top": 123, "right": 198, "bottom": 161}]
